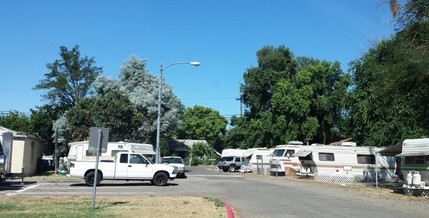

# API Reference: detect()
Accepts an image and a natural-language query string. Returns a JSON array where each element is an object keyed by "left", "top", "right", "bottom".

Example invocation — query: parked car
[
  {"left": 217, "top": 156, "right": 245, "bottom": 172},
  {"left": 161, "top": 156, "right": 186, "bottom": 178}
]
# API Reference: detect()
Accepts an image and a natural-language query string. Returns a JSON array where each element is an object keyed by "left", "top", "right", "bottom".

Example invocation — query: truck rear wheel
[
  {"left": 152, "top": 172, "right": 168, "bottom": 186},
  {"left": 85, "top": 171, "right": 101, "bottom": 186}
]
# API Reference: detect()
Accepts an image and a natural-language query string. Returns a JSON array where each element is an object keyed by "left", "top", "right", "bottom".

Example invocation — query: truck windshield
[{"left": 273, "top": 149, "right": 285, "bottom": 157}]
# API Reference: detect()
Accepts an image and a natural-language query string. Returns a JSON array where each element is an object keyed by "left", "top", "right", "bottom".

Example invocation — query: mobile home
[
  {"left": 396, "top": 138, "right": 429, "bottom": 189},
  {"left": 269, "top": 141, "right": 305, "bottom": 176},
  {"left": 294, "top": 142, "right": 396, "bottom": 183},
  {"left": 246, "top": 148, "right": 273, "bottom": 175}
]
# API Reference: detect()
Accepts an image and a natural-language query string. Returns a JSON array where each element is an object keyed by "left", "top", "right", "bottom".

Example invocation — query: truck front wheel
[
  {"left": 152, "top": 172, "right": 168, "bottom": 186},
  {"left": 85, "top": 171, "right": 101, "bottom": 186}
]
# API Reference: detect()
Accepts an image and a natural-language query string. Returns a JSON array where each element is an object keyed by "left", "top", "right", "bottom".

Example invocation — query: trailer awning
[
  {"left": 293, "top": 150, "right": 312, "bottom": 157},
  {"left": 396, "top": 152, "right": 429, "bottom": 157},
  {"left": 378, "top": 142, "right": 402, "bottom": 156}
]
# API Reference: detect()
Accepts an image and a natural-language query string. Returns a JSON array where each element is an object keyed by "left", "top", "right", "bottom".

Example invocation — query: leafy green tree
[
  {"left": 230, "top": 45, "right": 350, "bottom": 148},
  {"left": 29, "top": 105, "right": 59, "bottom": 154},
  {"left": 348, "top": 21, "right": 429, "bottom": 146},
  {"left": 272, "top": 60, "right": 350, "bottom": 144},
  {"left": 241, "top": 45, "right": 297, "bottom": 117},
  {"left": 189, "top": 142, "right": 218, "bottom": 166},
  {"left": 224, "top": 116, "right": 250, "bottom": 149},
  {"left": 64, "top": 90, "right": 139, "bottom": 142},
  {"left": 179, "top": 105, "right": 227, "bottom": 151},
  {"left": 34, "top": 45, "right": 102, "bottom": 111},
  {"left": 0, "top": 111, "right": 31, "bottom": 133},
  {"left": 92, "top": 55, "right": 184, "bottom": 144}
]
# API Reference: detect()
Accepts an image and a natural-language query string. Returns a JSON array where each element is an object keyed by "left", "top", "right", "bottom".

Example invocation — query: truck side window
[
  {"left": 130, "top": 154, "right": 147, "bottom": 164},
  {"left": 120, "top": 154, "right": 128, "bottom": 163}
]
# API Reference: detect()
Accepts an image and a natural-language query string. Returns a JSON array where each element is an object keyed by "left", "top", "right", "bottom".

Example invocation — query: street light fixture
[{"left": 155, "top": 61, "right": 200, "bottom": 163}]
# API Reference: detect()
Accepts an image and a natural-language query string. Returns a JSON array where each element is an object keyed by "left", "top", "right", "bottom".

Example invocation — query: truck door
[
  {"left": 114, "top": 153, "right": 129, "bottom": 179},
  {"left": 127, "top": 154, "right": 152, "bottom": 179}
]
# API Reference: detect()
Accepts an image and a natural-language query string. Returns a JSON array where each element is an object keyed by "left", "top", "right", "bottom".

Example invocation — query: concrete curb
[{"left": 224, "top": 201, "right": 235, "bottom": 218}]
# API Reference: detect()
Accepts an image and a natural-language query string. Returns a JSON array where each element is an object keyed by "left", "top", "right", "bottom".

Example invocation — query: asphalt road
[{"left": 1, "top": 166, "right": 428, "bottom": 218}]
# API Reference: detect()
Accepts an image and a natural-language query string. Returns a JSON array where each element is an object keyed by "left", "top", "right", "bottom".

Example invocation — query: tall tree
[
  {"left": 271, "top": 59, "right": 350, "bottom": 144},
  {"left": 34, "top": 45, "right": 102, "bottom": 111},
  {"left": 241, "top": 45, "right": 297, "bottom": 117},
  {"left": 63, "top": 90, "right": 139, "bottom": 142},
  {"left": 29, "top": 105, "right": 59, "bottom": 154},
  {"left": 348, "top": 11, "right": 429, "bottom": 146},
  {"left": 178, "top": 105, "right": 227, "bottom": 151},
  {"left": 92, "top": 55, "right": 184, "bottom": 144}
]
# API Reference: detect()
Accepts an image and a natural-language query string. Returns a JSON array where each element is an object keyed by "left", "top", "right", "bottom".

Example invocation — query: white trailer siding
[
  {"left": 296, "top": 145, "right": 396, "bottom": 183},
  {"left": 397, "top": 138, "right": 429, "bottom": 185}
]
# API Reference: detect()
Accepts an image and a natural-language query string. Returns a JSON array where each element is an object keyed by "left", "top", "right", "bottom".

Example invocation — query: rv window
[
  {"left": 404, "top": 156, "right": 413, "bottom": 164},
  {"left": 86, "top": 150, "right": 96, "bottom": 157},
  {"left": 111, "top": 149, "right": 128, "bottom": 157},
  {"left": 404, "top": 156, "right": 428, "bottom": 165},
  {"left": 415, "top": 156, "right": 425, "bottom": 164},
  {"left": 273, "top": 149, "right": 285, "bottom": 157},
  {"left": 318, "top": 153, "right": 334, "bottom": 161},
  {"left": 285, "top": 150, "right": 295, "bottom": 157},
  {"left": 357, "top": 155, "right": 375, "bottom": 164}
]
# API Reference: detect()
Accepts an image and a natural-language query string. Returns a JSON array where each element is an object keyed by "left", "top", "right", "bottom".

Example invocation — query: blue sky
[{"left": 0, "top": 0, "right": 395, "bottom": 118}]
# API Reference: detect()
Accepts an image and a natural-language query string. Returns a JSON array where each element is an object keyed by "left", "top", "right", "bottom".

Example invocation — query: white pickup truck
[{"left": 68, "top": 152, "right": 177, "bottom": 186}]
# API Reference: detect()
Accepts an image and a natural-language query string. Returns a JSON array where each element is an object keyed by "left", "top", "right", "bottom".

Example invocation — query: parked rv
[
  {"left": 396, "top": 138, "right": 429, "bottom": 191},
  {"left": 245, "top": 148, "right": 273, "bottom": 175},
  {"left": 67, "top": 141, "right": 156, "bottom": 169},
  {"left": 269, "top": 141, "right": 305, "bottom": 176},
  {"left": 294, "top": 142, "right": 397, "bottom": 183}
]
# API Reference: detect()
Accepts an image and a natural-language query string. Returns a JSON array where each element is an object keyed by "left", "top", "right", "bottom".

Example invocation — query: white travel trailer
[
  {"left": 221, "top": 148, "right": 254, "bottom": 158},
  {"left": 67, "top": 141, "right": 156, "bottom": 169},
  {"left": 269, "top": 141, "right": 305, "bottom": 176},
  {"left": 396, "top": 138, "right": 429, "bottom": 190},
  {"left": 294, "top": 142, "right": 397, "bottom": 183},
  {"left": 245, "top": 148, "right": 274, "bottom": 175}
]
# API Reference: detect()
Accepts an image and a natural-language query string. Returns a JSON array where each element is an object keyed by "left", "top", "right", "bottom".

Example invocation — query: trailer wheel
[
  {"left": 85, "top": 171, "right": 101, "bottom": 186},
  {"left": 152, "top": 172, "right": 168, "bottom": 186}
]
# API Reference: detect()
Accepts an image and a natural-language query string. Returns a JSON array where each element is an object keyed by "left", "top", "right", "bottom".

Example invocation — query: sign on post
[
  {"left": 88, "top": 127, "right": 109, "bottom": 209},
  {"left": 88, "top": 127, "right": 109, "bottom": 153}
]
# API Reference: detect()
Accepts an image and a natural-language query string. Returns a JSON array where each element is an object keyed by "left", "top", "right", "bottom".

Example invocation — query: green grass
[{"left": 203, "top": 196, "right": 224, "bottom": 208}]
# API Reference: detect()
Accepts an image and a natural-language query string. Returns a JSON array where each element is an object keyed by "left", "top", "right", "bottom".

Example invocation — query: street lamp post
[{"left": 155, "top": 61, "right": 200, "bottom": 163}]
